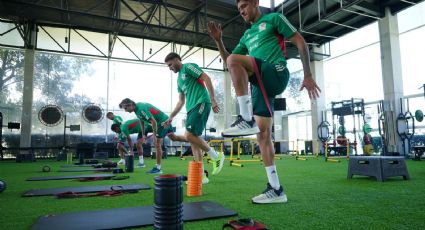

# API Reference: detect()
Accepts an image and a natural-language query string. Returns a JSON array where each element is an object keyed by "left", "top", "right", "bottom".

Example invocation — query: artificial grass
[{"left": 0, "top": 155, "right": 425, "bottom": 230}]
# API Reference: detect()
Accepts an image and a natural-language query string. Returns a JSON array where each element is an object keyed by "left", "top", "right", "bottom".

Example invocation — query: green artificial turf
[{"left": 1, "top": 155, "right": 425, "bottom": 230}]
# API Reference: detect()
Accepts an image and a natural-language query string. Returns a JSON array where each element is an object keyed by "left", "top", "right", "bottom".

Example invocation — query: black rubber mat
[
  {"left": 58, "top": 168, "right": 118, "bottom": 172},
  {"left": 61, "top": 164, "right": 100, "bottom": 168},
  {"left": 31, "top": 201, "right": 237, "bottom": 230},
  {"left": 23, "top": 184, "right": 150, "bottom": 197},
  {"left": 26, "top": 174, "right": 115, "bottom": 181}
]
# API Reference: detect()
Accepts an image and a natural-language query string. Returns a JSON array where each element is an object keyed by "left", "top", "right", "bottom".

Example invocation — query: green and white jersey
[
  {"left": 113, "top": 115, "right": 123, "bottom": 125},
  {"left": 118, "top": 119, "right": 142, "bottom": 142},
  {"left": 232, "top": 13, "right": 297, "bottom": 66},
  {"left": 134, "top": 102, "right": 169, "bottom": 124},
  {"left": 177, "top": 63, "right": 211, "bottom": 112}
]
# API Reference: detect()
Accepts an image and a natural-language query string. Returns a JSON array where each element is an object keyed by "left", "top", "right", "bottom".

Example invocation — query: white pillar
[
  {"left": 20, "top": 23, "right": 37, "bottom": 152},
  {"left": 378, "top": 7, "right": 404, "bottom": 154},
  {"left": 310, "top": 46, "right": 326, "bottom": 145}
]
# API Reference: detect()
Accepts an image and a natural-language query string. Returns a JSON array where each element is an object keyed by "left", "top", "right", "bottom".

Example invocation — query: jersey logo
[
  {"left": 141, "top": 111, "right": 149, "bottom": 120},
  {"left": 181, "top": 74, "right": 186, "bottom": 80},
  {"left": 259, "top": 22, "right": 267, "bottom": 32}
]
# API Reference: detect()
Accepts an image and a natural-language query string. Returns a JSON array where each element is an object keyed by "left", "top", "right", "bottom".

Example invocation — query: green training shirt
[
  {"left": 177, "top": 63, "right": 211, "bottom": 112},
  {"left": 118, "top": 119, "right": 142, "bottom": 142},
  {"left": 134, "top": 102, "right": 169, "bottom": 124},
  {"left": 232, "top": 13, "right": 297, "bottom": 66},
  {"left": 113, "top": 115, "right": 123, "bottom": 125}
]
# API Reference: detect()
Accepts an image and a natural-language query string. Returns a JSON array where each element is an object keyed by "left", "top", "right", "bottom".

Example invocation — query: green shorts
[
  {"left": 156, "top": 124, "right": 175, "bottom": 139},
  {"left": 135, "top": 125, "right": 153, "bottom": 140},
  {"left": 186, "top": 102, "right": 211, "bottom": 136},
  {"left": 249, "top": 57, "right": 290, "bottom": 117}
]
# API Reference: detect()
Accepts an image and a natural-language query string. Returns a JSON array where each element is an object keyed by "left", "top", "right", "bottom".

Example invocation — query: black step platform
[
  {"left": 31, "top": 201, "right": 237, "bottom": 230},
  {"left": 23, "top": 183, "right": 150, "bottom": 197},
  {"left": 347, "top": 156, "right": 410, "bottom": 181},
  {"left": 27, "top": 174, "right": 115, "bottom": 181}
]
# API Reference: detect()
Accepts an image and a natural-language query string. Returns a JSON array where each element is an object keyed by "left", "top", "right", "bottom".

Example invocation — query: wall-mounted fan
[
  {"left": 82, "top": 103, "right": 104, "bottom": 124},
  {"left": 38, "top": 105, "right": 64, "bottom": 127}
]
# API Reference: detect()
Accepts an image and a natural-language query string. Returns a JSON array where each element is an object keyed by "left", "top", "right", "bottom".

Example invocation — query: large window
[
  {"left": 0, "top": 48, "right": 24, "bottom": 157},
  {"left": 398, "top": 1, "right": 425, "bottom": 95},
  {"left": 32, "top": 52, "right": 107, "bottom": 151}
]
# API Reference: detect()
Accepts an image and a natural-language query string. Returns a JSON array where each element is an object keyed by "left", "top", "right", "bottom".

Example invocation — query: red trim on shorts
[{"left": 250, "top": 57, "right": 273, "bottom": 117}]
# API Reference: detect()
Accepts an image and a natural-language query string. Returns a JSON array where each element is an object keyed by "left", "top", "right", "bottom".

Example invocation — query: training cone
[{"left": 187, "top": 161, "right": 202, "bottom": 197}]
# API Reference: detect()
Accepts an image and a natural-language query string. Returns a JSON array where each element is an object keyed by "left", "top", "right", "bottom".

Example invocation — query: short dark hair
[
  {"left": 106, "top": 112, "right": 113, "bottom": 117},
  {"left": 119, "top": 98, "right": 135, "bottom": 108},
  {"left": 111, "top": 124, "right": 120, "bottom": 132},
  {"left": 164, "top": 52, "right": 181, "bottom": 62}
]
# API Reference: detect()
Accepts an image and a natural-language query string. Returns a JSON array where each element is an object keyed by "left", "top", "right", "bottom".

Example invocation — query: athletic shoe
[
  {"left": 251, "top": 183, "right": 287, "bottom": 204},
  {"left": 136, "top": 162, "right": 146, "bottom": 168},
  {"left": 202, "top": 174, "right": 209, "bottom": 184},
  {"left": 117, "top": 159, "right": 125, "bottom": 165},
  {"left": 185, "top": 173, "right": 209, "bottom": 185},
  {"left": 211, "top": 152, "right": 225, "bottom": 175},
  {"left": 222, "top": 115, "right": 260, "bottom": 137},
  {"left": 146, "top": 167, "right": 162, "bottom": 174}
]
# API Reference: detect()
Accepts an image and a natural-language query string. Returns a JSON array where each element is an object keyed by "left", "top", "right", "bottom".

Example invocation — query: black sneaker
[
  {"left": 222, "top": 115, "right": 260, "bottom": 137},
  {"left": 251, "top": 183, "right": 287, "bottom": 204}
]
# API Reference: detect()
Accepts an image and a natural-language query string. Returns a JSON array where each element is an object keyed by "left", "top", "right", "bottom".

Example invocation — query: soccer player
[
  {"left": 111, "top": 119, "right": 150, "bottom": 167},
  {"left": 106, "top": 112, "right": 123, "bottom": 125},
  {"left": 164, "top": 52, "right": 225, "bottom": 184},
  {"left": 119, "top": 99, "right": 188, "bottom": 174},
  {"left": 207, "top": 0, "right": 320, "bottom": 203}
]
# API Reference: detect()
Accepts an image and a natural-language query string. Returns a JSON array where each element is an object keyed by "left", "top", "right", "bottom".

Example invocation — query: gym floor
[{"left": 0, "top": 155, "right": 424, "bottom": 229}]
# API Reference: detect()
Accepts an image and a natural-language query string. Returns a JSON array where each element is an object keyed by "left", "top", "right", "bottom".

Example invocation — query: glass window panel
[
  {"left": 397, "top": 1, "right": 425, "bottom": 33},
  {"left": 0, "top": 48, "right": 24, "bottom": 155},
  {"left": 108, "top": 60, "right": 172, "bottom": 113},
  {"left": 69, "top": 29, "right": 108, "bottom": 56},
  {"left": 259, "top": 0, "right": 271, "bottom": 8},
  {"left": 144, "top": 39, "right": 172, "bottom": 63},
  {"left": 204, "top": 48, "right": 223, "bottom": 70},
  {"left": 204, "top": 69, "right": 225, "bottom": 133},
  {"left": 323, "top": 43, "right": 383, "bottom": 104},
  {"left": 400, "top": 26, "right": 425, "bottom": 95},
  {"left": 283, "top": 70, "right": 310, "bottom": 112},
  {"left": 33, "top": 52, "right": 107, "bottom": 147},
  {"left": 182, "top": 47, "right": 203, "bottom": 67},
  {"left": 0, "top": 22, "right": 24, "bottom": 47},
  {"left": 329, "top": 22, "right": 379, "bottom": 58},
  {"left": 174, "top": 44, "right": 192, "bottom": 58},
  {"left": 37, "top": 26, "right": 68, "bottom": 51},
  {"left": 111, "top": 35, "right": 143, "bottom": 60}
]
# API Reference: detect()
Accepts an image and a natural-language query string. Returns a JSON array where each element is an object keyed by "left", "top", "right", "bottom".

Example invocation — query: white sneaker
[
  {"left": 202, "top": 175, "right": 209, "bottom": 184},
  {"left": 185, "top": 173, "right": 209, "bottom": 184},
  {"left": 136, "top": 162, "right": 146, "bottom": 168},
  {"left": 222, "top": 115, "right": 260, "bottom": 137},
  {"left": 117, "top": 159, "right": 125, "bottom": 165},
  {"left": 251, "top": 183, "right": 287, "bottom": 204}
]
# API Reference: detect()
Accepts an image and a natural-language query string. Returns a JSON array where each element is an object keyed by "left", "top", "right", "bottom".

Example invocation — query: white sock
[
  {"left": 207, "top": 147, "right": 218, "bottom": 159},
  {"left": 265, "top": 165, "right": 281, "bottom": 190},
  {"left": 139, "top": 156, "right": 144, "bottom": 164},
  {"left": 156, "top": 164, "right": 161, "bottom": 170},
  {"left": 237, "top": 95, "right": 252, "bottom": 121}
]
